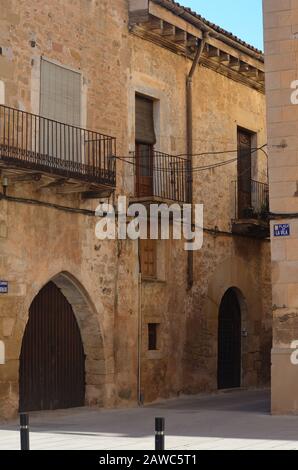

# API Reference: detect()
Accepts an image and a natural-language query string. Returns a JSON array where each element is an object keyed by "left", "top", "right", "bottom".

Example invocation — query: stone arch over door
[
  {"left": 218, "top": 287, "right": 243, "bottom": 390},
  {"left": 19, "top": 271, "right": 106, "bottom": 410},
  {"left": 205, "top": 256, "right": 261, "bottom": 389}
]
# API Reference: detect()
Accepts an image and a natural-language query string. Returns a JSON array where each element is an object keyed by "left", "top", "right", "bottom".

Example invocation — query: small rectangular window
[
  {"left": 140, "top": 238, "right": 157, "bottom": 279},
  {"left": 148, "top": 323, "right": 159, "bottom": 351}
]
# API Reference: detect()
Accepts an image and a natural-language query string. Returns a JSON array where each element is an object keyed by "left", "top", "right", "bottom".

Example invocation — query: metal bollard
[
  {"left": 155, "top": 417, "right": 165, "bottom": 450},
  {"left": 20, "top": 413, "right": 30, "bottom": 450}
]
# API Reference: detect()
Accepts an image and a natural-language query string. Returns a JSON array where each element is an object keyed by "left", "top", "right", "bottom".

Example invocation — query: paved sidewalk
[{"left": 0, "top": 389, "right": 298, "bottom": 450}]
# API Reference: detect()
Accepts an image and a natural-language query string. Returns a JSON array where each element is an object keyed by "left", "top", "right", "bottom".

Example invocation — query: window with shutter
[
  {"left": 40, "top": 59, "right": 81, "bottom": 161},
  {"left": 135, "top": 95, "right": 156, "bottom": 197},
  {"left": 40, "top": 59, "right": 81, "bottom": 126},
  {"left": 140, "top": 238, "right": 157, "bottom": 279}
]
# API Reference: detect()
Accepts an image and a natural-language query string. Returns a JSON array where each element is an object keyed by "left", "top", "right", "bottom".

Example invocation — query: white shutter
[
  {"left": 40, "top": 59, "right": 82, "bottom": 162},
  {"left": 40, "top": 59, "right": 81, "bottom": 126}
]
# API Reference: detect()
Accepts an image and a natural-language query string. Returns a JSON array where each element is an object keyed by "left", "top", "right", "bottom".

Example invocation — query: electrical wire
[
  {"left": 117, "top": 144, "right": 267, "bottom": 163},
  {"left": 114, "top": 144, "right": 268, "bottom": 160},
  {"left": 114, "top": 144, "right": 268, "bottom": 174},
  {"left": 0, "top": 193, "right": 271, "bottom": 241}
]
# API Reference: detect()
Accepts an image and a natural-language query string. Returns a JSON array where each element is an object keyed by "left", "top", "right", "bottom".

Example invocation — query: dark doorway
[
  {"left": 217, "top": 288, "right": 241, "bottom": 390},
  {"left": 19, "top": 281, "right": 85, "bottom": 412},
  {"left": 237, "top": 128, "right": 253, "bottom": 218}
]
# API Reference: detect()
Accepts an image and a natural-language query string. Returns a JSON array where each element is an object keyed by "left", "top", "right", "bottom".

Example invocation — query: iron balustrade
[
  {"left": 0, "top": 105, "right": 116, "bottom": 186},
  {"left": 234, "top": 178, "right": 269, "bottom": 220},
  {"left": 135, "top": 149, "right": 189, "bottom": 203}
]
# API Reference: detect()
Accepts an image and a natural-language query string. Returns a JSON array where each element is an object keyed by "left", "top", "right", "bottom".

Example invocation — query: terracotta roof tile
[{"left": 153, "top": 0, "right": 264, "bottom": 56}]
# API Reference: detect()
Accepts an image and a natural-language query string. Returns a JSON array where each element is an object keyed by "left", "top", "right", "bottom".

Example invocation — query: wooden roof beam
[
  {"left": 161, "top": 22, "right": 176, "bottom": 39},
  {"left": 206, "top": 44, "right": 220, "bottom": 60},
  {"left": 230, "top": 56, "right": 240, "bottom": 70},
  {"left": 239, "top": 61, "right": 250, "bottom": 73},
  {"left": 219, "top": 52, "right": 230, "bottom": 64},
  {"left": 186, "top": 34, "right": 198, "bottom": 49},
  {"left": 174, "top": 28, "right": 187, "bottom": 45},
  {"left": 243, "top": 67, "right": 259, "bottom": 79},
  {"left": 258, "top": 71, "right": 265, "bottom": 82},
  {"left": 144, "top": 16, "right": 163, "bottom": 33}
]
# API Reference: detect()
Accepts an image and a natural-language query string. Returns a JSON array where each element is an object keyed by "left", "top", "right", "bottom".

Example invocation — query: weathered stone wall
[
  {"left": 0, "top": 187, "right": 140, "bottom": 419},
  {"left": 263, "top": 0, "right": 298, "bottom": 414},
  {"left": 0, "top": 0, "right": 140, "bottom": 419},
  {"left": 130, "top": 32, "right": 271, "bottom": 402},
  {"left": 0, "top": 0, "right": 272, "bottom": 418}
]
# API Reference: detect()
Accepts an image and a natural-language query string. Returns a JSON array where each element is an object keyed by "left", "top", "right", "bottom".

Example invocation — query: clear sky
[{"left": 177, "top": 0, "right": 264, "bottom": 51}]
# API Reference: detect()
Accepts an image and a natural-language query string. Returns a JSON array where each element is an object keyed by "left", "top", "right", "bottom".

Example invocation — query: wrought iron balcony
[
  {"left": 134, "top": 149, "right": 189, "bottom": 204},
  {"left": 232, "top": 178, "right": 269, "bottom": 238},
  {"left": 0, "top": 105, "right": 116, "bottom": 191}
]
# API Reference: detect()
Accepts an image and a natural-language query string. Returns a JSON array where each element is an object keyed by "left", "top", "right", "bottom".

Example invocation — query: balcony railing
[
  {"left": 135, "top": 150, "right": 189, "bottom": 203},
  {"left": 233, "top": 178, "right": 269, "bottom": 220},
  {"left": 0, "top": 105, "right": 116, "bottom": 187}
]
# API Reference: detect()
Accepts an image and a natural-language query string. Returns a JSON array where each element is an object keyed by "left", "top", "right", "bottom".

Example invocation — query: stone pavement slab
[{"left": 0, "top": 389, "right": 297, "bottom": 450}]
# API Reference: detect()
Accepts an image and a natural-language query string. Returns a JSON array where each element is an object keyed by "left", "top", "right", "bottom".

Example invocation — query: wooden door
[
  {"left": 237, "top": 130, "right": 252, "bottom": 218},
  {"left": 218, "top": 289, "right": 241, "bottom": 390},
  {"left": 19, "top": 282, "right": 85, "bottom": 412}
]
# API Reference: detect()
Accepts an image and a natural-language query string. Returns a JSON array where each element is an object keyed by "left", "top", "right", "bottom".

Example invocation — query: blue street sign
[
  {"left": 0, "top": 281, "right": 8, "bottom": 294},
  {"left": 274, "top": 224, "right": 290, "bottom": 237}
]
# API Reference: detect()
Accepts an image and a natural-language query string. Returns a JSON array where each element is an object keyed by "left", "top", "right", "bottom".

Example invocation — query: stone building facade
[
  {"left": 0, "top": 0, "right": 271, "bottom": 420},
  {"left": 263, "top": 0, "right": 298, "bottom": 414}
]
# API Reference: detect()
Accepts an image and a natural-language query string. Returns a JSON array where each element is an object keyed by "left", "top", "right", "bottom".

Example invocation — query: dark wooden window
[
  {"left": 135, "top": 95, "right": 156, "bottom": 197},
  {"left": 237, "top": 128, "right": 253, "bottom": 218},
  {"left": 148, "top": 323, "right": 159, "bottom": 351},
  {"left": 140, "top": 238, "right": 157, "bottom": 279}
]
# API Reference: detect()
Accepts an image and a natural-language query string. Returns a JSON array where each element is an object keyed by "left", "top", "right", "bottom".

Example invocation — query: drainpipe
[
  {"left": 137, "top": 255, "right": 143, "bottom": 405},
  {"left": 186, "top": 33, "right": 208, "bottom": 289}
]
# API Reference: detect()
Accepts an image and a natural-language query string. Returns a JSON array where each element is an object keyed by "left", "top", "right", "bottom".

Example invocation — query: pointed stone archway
[
  {"left": 18, "top": 272, "right": 107, "bottom": 410},
  {"left": 217, "top": 287, "right": 242, "bottom": 390}
]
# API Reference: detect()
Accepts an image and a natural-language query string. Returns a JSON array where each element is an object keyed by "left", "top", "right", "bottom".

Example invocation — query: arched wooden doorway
[
  {"left": 19, "top": 281, "right": 85, "bottom": 412},
  {"left": 217, "top": 288, "right": 241, "bottom": 390}
]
